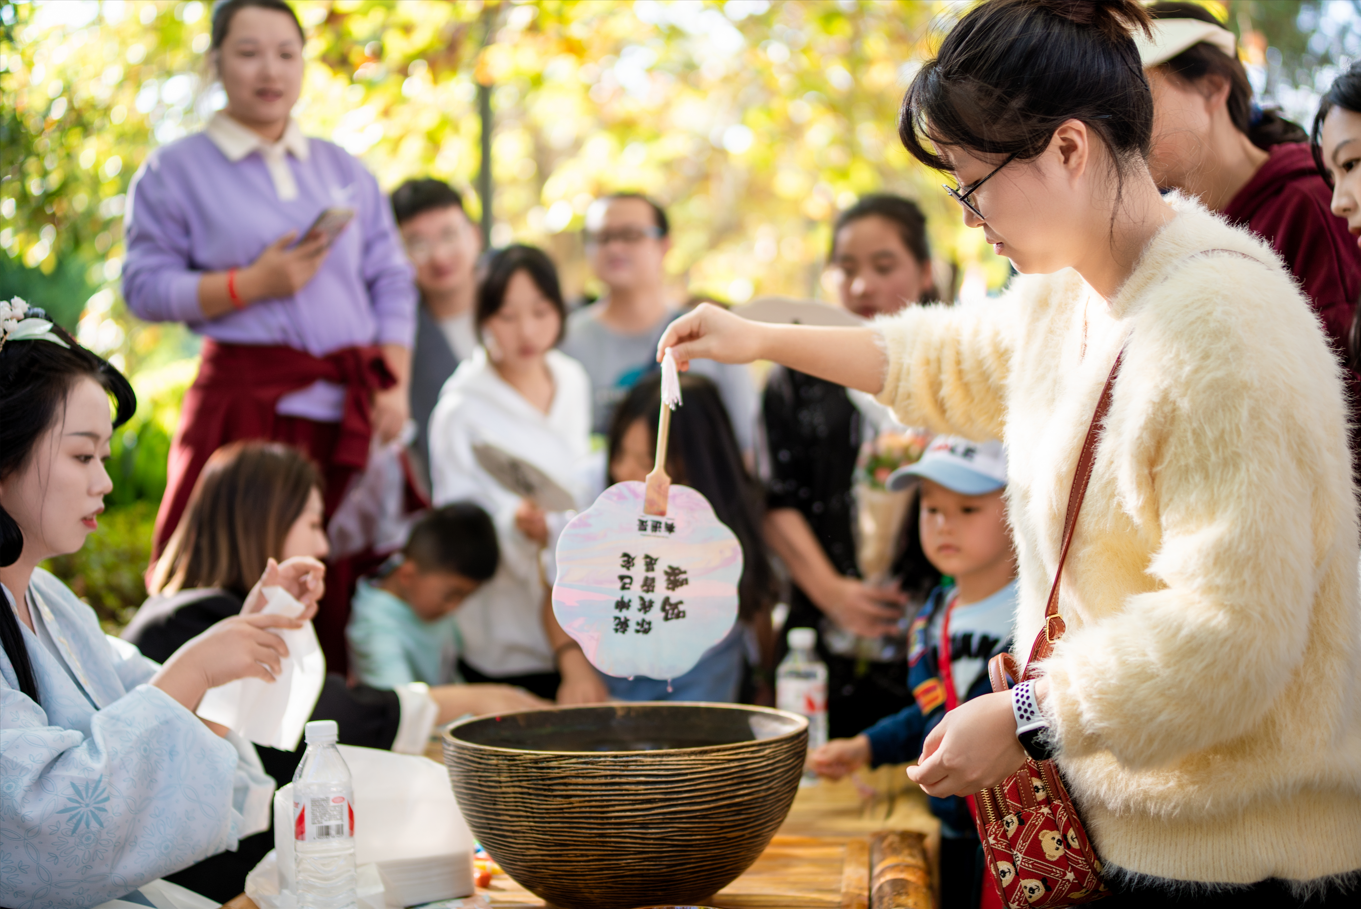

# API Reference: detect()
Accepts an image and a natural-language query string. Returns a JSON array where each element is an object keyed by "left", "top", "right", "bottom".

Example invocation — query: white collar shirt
[{"left": 204, "top": 110, "right": 310, "bottom": 201}]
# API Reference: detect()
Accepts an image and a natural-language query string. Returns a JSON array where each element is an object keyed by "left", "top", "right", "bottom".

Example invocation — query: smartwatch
[{"left": 1012, "top": 679, "right": 1055, "bottom": 761}]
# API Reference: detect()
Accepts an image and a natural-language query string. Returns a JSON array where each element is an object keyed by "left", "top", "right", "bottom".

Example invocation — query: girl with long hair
[
  {"left": 660, "top": 0, "right": 1361, "bottom": 902},
  {"left": 0, "top": 303, "right": 322, "bottom": 904},
  {"left": 122, "top": 440, "right": 542, "bottom": 899},
  {"left": 606, "top": 372, "right": 777, "bottom": 702}
]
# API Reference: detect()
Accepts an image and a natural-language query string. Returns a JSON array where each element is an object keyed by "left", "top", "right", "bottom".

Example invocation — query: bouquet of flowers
[{"left": 853, "top": 429, "right": 931, "bottom": 581}]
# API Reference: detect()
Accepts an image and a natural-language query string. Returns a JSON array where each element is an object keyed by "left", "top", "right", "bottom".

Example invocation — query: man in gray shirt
[
  {"left": 560, "top": 193, "right": 756, "bottom": 456},
  {"left": 392, "top": 178, "right": 482, "bottom": 489}
]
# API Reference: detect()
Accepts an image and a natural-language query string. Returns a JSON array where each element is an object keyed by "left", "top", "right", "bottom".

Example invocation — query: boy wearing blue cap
[{"left": 810, "top": 436, "right": 1017, "bottom": 909}]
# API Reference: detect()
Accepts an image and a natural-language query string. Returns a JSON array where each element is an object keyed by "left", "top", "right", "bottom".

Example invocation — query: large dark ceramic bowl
[{"left": 443, "top": 702, "right": 808, "bottom": 909}]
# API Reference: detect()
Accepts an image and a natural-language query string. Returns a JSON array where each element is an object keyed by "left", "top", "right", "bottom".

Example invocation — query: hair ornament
[{"left": 0, "top": 297, "right": 70, "bottom": 353}]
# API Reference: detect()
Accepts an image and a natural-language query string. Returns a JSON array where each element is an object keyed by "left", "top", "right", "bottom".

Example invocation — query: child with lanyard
[{"left": 811, "top": 437, "right": 1016, "bottom": 909}]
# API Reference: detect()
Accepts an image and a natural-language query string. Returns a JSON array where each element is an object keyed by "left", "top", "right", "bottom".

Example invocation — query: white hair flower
[{"left": 0, "top": 296, "right": 70, "bottom": 352}]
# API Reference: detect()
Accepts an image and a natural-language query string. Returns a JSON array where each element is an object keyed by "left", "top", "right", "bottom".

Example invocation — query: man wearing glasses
[
  {"left": 391, "top": 178, "right": 483, "bottom": 487},
  {"left": 561, "top": 192, "right": 756, "bottom": 457}
]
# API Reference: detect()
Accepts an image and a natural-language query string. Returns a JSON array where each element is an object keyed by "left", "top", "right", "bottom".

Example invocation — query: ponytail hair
[
  {"left": 900, "top": 0, "right": 1154, "bottom": 206},
  {"left": 1147, "top": 2, "right": 1307, "bottom": 150},
  {"left": 0, "top": 313, "right": 136, "bottom": 702}
]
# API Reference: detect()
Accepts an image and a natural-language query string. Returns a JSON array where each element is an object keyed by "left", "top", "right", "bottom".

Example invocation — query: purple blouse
[{"left": 123, "top": 129, "right": 416, "bottom": 361}]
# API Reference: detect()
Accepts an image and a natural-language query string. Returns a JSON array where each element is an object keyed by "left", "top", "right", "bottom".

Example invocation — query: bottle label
[
  {"left": 776, "top": 678, "right": 827, "bottom": 718},
  {"left": 294, "top": 795, "right": 354, "bottom": 842}
]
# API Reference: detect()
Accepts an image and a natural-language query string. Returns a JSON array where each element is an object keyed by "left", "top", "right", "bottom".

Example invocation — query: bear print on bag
[
  {"left": 1021, "top": 878, "right": 1048, "bottom": 905},
  {"left": 997, "top": 861, "right": 1016, "bottom": 887},
  {"left": 1039, "top": 829, "right": 1066, "bottom": 861}
]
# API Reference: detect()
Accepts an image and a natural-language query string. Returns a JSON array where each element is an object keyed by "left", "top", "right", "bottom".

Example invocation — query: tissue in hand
[
  {"left": 196, "top": 586, "right": 326, "bottom": 751},
  {"left": 274, "top": 746, "right": 475, "bottom": 905}
]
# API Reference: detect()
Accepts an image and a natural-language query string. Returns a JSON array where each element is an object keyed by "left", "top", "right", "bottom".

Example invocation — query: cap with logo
[{"left": 885, "top": 436, "right": 1006, "bottom": 495}]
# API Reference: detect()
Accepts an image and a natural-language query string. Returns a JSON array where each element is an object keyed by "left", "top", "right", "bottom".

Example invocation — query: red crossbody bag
[
  {"left": 970, "top": 249, "right": 1262, "bottom": 908},
  {"left": 970, "top": 349, "right": 1123, "bottom": 908}
]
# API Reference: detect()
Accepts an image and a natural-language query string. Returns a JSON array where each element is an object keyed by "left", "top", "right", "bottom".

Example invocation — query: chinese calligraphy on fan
[{"left": 612, "top": 549, "right": 689, "bottom": 635}]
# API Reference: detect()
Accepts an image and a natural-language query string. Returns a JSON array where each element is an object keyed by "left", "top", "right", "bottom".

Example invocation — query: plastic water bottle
[
  {"left": 776, "top": 627, "right": 829, "bottom": 785},
  {"left": 293, "top": 720, "right": 357, "bottom": 909}
]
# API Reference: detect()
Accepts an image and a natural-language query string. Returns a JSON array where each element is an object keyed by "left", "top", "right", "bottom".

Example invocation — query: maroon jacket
[{"left": 1223, "top": 142, "right": 1361, "bottom": 472}]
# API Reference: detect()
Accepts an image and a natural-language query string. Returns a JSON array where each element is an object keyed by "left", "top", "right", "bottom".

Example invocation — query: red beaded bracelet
[{"left": 226, "top": 268, "right": 244, "bottom": 310}]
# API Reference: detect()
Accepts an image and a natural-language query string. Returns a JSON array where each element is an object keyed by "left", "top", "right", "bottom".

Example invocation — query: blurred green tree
[
  {"left": 0, "top": 0, "right": 1340, "bottom": 628},
  {"left": 1, "top": 0, "right": 1008, "bottom": 358},
  {"left": 1, "top": 0, "right": 1342, "bottom": 626}
]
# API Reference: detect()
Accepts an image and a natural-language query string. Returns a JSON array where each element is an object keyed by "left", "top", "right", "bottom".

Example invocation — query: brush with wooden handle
[{"left": 644, "top": 347, "right": 683, "bottom": 516}]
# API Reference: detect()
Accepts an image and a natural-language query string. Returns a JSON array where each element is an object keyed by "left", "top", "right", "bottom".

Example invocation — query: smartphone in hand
[{"left": 297, "top": 207, "right": 355, "bottom": 247}]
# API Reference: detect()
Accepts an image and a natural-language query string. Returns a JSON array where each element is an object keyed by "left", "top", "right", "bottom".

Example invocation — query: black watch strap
[{"left": 1018, "top": 724, "right": 1055, "bottom": 762}]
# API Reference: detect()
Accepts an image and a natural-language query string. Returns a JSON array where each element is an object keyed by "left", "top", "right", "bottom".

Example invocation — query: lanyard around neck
[{"left": 937, "top": 591, "right": 962, "bottom": 713}]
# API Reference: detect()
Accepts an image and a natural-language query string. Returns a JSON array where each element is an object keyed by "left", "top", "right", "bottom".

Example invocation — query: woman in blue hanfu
[{"left": 0, "top": 298, "right": 324, "bottom": 907}]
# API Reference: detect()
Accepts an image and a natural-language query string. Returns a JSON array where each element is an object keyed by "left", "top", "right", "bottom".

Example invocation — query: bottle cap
[
  {"left": 787, "top": 627, "right": 816, "bottom": 651},
  {"left": 304, "top": 719, "right": 339, "bottom": 745}
]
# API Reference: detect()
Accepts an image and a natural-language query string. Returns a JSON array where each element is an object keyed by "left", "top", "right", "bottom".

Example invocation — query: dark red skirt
[{"left": 153, "top": 339, "right": 394, "bottom": 672}]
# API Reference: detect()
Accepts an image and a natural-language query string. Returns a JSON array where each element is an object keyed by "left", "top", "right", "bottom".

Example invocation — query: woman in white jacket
[{"left": 428, "top": 245, "right": 606, "bottom": 704}]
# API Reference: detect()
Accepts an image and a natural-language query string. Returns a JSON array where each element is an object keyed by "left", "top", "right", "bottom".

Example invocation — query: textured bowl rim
[{"left": 443, "top": 701, "right": 810, "bottom": 757}]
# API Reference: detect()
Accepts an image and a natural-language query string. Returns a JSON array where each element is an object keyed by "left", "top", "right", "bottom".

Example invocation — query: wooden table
[{"left": 225, "top": 765, "right": 939, "bottom": 909}]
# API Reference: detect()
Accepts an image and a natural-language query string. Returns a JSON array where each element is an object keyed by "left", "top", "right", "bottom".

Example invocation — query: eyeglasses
[
  {"left": 943, "top": 152, "right": 1018, "bottom": 222},
  {"left": 584, "top": 225, "right": 663, "bottom": 247},
  {"left": 404, "top": 227, "right": 464, "bottom": 264}
]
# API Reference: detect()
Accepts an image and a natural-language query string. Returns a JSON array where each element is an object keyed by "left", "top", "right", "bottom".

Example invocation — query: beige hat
[{"left": 1134, "top": 18, "right": 1237, "bottom": 67}]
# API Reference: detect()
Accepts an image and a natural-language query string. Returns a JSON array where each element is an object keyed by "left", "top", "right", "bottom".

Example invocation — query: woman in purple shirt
[{"left": 123, "top": 0, "right": 416, "bottom": 566}]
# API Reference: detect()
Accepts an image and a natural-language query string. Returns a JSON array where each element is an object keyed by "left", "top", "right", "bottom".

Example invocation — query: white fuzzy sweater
[{"left": 876, "top": 195, "right": 1361, "bottom": 885}]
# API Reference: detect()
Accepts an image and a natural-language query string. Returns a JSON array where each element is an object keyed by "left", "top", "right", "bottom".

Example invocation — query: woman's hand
[
  {"left": 810, "top": 734, "right": 872, "bottom": 781},
  {"left": 906, "top": 690, "right": 1027, "bottom": 796},
  {"left": 241, "top": 557, "right": 326, "bottom": 621},
  {"left": 655, "top": 303, "right": 770, "bottom": 371},
  {"left": 150, "top": 612, "right": 305, "bottom": 714},
  {"left": 515, "top": 499, "right": 549, "bottom": 547},
  {"left": 814, "top": 576, "right": 907, "bottom": 638},
  {"left": 370, "top": 384, "right": 410, "bottom": 445},
  {"left": 238, "top": 229, "right": 332, "bottom": 302},
  {"left": 555, "top": 647, "right": 611, "bottom": 705}
]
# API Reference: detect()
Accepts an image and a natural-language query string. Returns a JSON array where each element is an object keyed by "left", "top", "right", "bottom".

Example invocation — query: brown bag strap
[
  {"left": 1022, "top": 350, "right": 1124, "bottom": 673},
  {"left": 1018, "top": 248, "right": 1264, "bottom": 679}
]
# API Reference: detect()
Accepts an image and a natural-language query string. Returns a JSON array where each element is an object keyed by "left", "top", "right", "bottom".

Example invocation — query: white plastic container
[
  {"left": 776, "top": 627, "right": 829, "bottom": 784},
  {"left": 293, "top": 720, "right": 357, "bottom": 909}
]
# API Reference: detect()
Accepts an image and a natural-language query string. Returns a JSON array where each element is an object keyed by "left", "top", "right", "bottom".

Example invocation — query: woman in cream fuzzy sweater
[{"left": 661, "top": 0, "right": 1361, "bottom": 904}]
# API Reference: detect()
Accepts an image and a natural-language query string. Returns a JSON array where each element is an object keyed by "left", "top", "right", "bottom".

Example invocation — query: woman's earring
[{"left": 484, "top": 333, "right": 503, "bottom": 362}]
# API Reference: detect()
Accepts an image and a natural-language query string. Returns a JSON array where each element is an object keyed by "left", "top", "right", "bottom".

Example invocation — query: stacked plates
[{"left": 375, "top": 854, "right": 474, "bottom": 905}]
